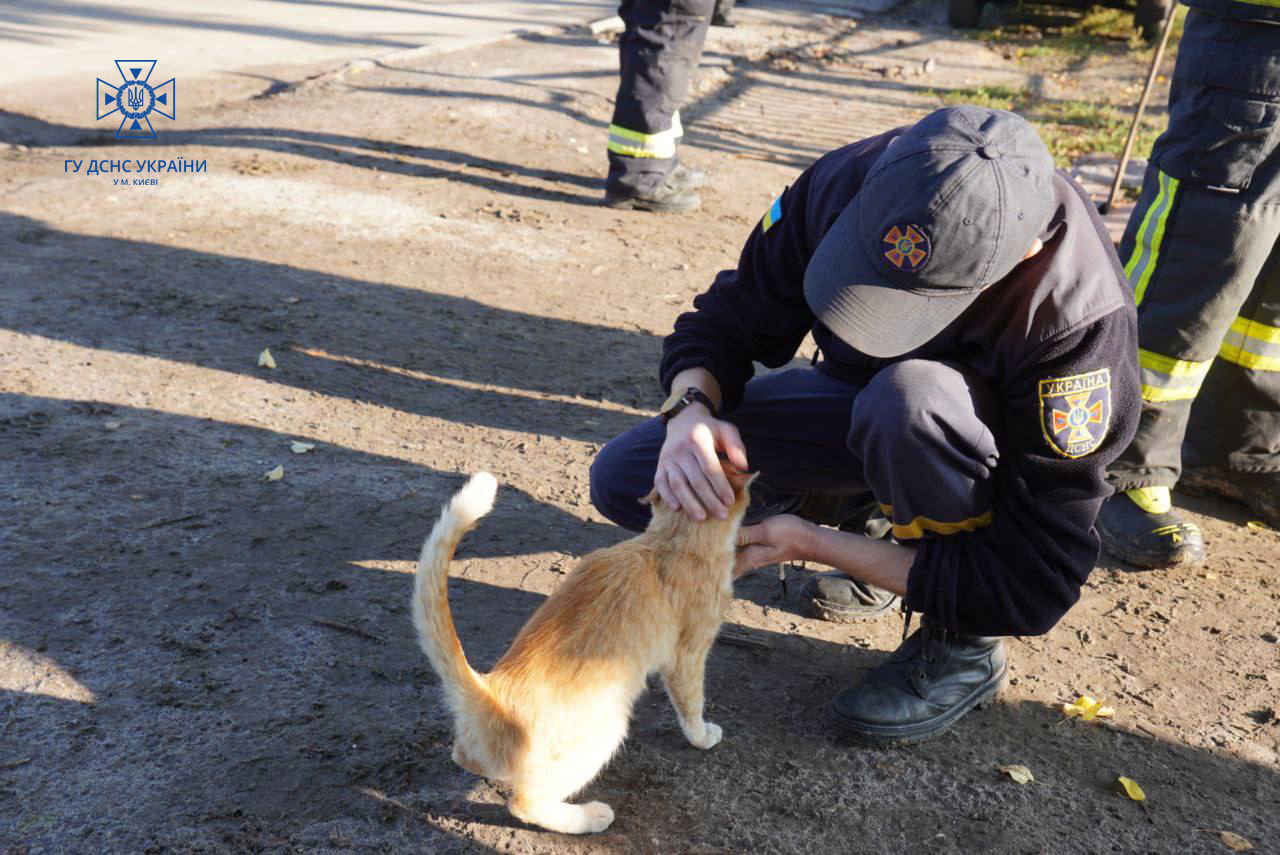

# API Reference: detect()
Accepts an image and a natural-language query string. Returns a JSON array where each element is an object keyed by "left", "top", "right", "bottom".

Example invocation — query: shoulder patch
[
  {"left": 761, "top": 192, "right": 784, "bottom": 233},
  {"left": 1038, "top": 368, "right": 1111, "bottom": 458}
]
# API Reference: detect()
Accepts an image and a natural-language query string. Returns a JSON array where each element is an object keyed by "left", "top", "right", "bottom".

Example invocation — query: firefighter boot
[
  {"left": 604, "top": 173, "right": 700, "bottom": 212},
  {"left": 670, "top": 160, "right": 707, "bottom": 190},
  {"left": 1096, "top": 488, "right": 1205, "bottom": 569}
]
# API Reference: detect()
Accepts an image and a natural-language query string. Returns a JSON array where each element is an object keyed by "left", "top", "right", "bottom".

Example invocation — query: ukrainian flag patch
[{"left": 761, "top": 192, "right": 784, "bottom": 233}]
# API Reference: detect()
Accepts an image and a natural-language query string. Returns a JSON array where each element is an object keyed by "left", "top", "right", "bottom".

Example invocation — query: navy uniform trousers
[
  {"left": 606, "top": 0, "right": 715, "bottom": 196},
  {"left": 590, "top": 363, "right": 1000, "bottom": 541},
  {"left": 1110, "top": 9, "right": 1280, "bottom": 488}
]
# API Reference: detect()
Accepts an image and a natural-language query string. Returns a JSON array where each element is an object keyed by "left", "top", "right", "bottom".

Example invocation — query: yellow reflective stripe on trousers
[
  {"left": 878, "top": 503, "right": 994, "bottom": 540},
  {"left": 1138, "top": 348, "right": 1211, "bottom": 402},
  {"left": 1234, "top": 0, "right": 1280, "bottom": 7},
  {"left": 1124, "top": 170, "right": 1180, "bottom": 306},
  {"left": 607, "top": 122, "right": 678, "bottom": 159},
  {"left": 1219, "top": 315, "right": 1280, "bottom": 370}
]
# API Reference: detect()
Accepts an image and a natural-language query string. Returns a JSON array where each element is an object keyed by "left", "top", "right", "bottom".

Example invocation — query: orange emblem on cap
[{"left": 883, "top": 224, "right": 930, "bottom": 271}]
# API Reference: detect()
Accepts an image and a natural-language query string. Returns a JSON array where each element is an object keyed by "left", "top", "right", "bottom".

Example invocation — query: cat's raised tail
[{"left": 413, "top": 472, "right": 497, "bottom": 710}]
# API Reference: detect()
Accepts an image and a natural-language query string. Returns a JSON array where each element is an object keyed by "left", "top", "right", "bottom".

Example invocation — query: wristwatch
[{"left": 660, "top": 386, "right": 718, "bottom": 424}]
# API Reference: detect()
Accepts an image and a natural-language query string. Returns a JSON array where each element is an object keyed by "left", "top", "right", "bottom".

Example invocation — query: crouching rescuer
[{"left": 589, "top": 107, "right": 1140, "bottom": 744}]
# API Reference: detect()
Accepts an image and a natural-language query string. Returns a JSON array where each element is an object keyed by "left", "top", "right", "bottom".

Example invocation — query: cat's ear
[{"left": 723, "top": 466, "right": 758, "bottom": 497}]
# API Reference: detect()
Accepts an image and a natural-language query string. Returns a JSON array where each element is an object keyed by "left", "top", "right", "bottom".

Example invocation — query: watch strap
[{"left": 660, "top": 386, "right": 717, "bottom": 423}]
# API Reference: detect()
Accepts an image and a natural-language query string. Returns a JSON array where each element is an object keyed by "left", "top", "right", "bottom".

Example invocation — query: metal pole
[{"left": 1100, "top": 2, "right": 1179, "bottom": 215}]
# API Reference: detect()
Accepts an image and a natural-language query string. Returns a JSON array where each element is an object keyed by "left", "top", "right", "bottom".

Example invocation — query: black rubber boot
[
  {"left": 1179, "top": 465, "right": 1280, "bottom": 529},
  {"left": 1096, "top": 491, "right": 1205, "bottom": 569},
  {"left": 828, "top": 620, "right": 1007, "bottom": 745},
  {"left": 669, "top": 160, "right": 707, "bottom": 191},
  {"left": 604, "top": 175, "right": 700, "bottom": 212}
]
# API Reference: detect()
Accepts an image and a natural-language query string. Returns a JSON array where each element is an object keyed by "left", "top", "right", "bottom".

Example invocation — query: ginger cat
[{"left": 412, "top": 469, "right": 754, "bottom": 834}]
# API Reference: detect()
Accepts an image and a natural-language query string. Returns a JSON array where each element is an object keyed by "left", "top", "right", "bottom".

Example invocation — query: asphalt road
[{"left": 2, "top": 0, "right": 615, "bottom": 90}]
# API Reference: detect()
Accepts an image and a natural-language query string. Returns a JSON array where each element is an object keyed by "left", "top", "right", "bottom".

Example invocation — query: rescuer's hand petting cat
[{"left": 412, "top": 469, "right": 755, "bottom": 834}]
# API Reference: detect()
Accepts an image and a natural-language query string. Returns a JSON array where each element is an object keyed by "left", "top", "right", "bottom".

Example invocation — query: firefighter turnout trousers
[
  {"left": 607, "top": 0, "right": 715, "bottom": 195},
  {"left": 1110, "top": 9, "right": 1280, "bottom": 490}
]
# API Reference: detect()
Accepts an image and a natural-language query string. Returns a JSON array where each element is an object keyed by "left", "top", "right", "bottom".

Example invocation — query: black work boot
[
  {"left": 828, "top": 619, "right": 1007, "bottom": 745},
  {"left": 801, "top": 572, "right": 899, "bottom": 621},
  {"left": 1096, "top": 490, "right": 1205, "bottom": 569},
  {"left": 604, "top": 175, "right": 700, "bottom": 213},
  {"left": 798, "top": 505, "right": 899, "bottom": 620},
  {"left": 669, "top": 160, "right": 707, "bottom": 191},
  {"left": 1179, "top": 465, "right": 1280, "bottom": 528}
]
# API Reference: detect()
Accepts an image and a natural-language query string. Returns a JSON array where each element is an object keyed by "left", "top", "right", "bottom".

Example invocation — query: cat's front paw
[
  {"left": 691, "top": 721, "right": 722, "bottom": 750},
  {"left": 581, "top": 801, "right": 615, "bottom": 833}
]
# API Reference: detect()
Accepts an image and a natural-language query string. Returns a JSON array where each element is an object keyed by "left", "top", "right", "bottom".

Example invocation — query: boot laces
[{"left": 914, "top": 621, "right": 950, "bottom": 685}]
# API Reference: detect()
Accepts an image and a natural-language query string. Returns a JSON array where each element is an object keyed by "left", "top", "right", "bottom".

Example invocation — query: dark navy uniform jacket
[{"left": 661, "top": 130, "right": 1141, "bottom": 637}]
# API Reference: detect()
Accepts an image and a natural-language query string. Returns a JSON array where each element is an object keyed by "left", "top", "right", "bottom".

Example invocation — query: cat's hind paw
[
  {"left": 691, "top": 721, "right": 722, "bottom": 750},
  {"left": 514, "top": 799, "right": 615, "bottom": 834}
]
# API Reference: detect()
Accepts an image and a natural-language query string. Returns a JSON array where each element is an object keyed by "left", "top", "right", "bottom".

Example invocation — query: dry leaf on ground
[
  {"left": 998, "top": 764, "right": 1034, "bottom": 784},
  {"left": 265, "top": 465, "right": 284, "bottom": 481},
  {"left": 258, "top": 347, "right": 277, "bottom": 369},
  {"left": 1214, "top": 830, "right": 1254, "bottom": 851},
  {"left": 1062, "top": 695, "right": 1115, "bottom": 721},
  {"left": 1246, "top": 520, "right": 1270, "bottom": 531},
  {"left": 290, "top": 441, "right": 315, "bottom": 453},
  {"left": 1117, "top": 776, "right": 1145, "bottom": 801}
]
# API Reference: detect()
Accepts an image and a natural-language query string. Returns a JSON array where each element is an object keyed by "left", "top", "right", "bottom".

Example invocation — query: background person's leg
[
  {"left": 606, "top": 0, "right": 714, "bottom": 210},
  {"left": 589, "top": 367, "right": 867, "bottom": 531},
  {"left": 1182, "top": 237, "right": 1280, "bottom": 522},
  {"left": 1100, "top": 10, "right": 1280, "bottom": 567},
  {"left": 1110, "top": 141, "right": 1280, "bottom": 492}
]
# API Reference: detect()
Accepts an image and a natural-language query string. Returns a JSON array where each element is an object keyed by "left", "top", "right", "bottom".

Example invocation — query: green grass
[
  {"left": 972, "top": 3, "right": 1186, "bottom": 66},
  {"left": 943, "top": 1, "right": 1187, "bottom": 169},
  {"left": 930, "top": 85, "right": 1163, "bottom": 167}
]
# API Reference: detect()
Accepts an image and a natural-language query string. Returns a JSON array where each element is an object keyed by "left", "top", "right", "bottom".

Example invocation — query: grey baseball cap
[{"left": 803, "top": 106, "right": 1056, "bottom": 358}]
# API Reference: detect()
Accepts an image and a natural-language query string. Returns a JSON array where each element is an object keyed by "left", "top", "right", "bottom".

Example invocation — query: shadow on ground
[
  {"left": 0, "top": 210, "right": 656, "bottom": 442},
  {"left": 2, "top": 393, "right": 1276, "bottom": 851}
]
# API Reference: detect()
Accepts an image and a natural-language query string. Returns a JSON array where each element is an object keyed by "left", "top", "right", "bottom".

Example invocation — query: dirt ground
[{"left": 2, "top": 2, "right": 1278, "bottom": 853}]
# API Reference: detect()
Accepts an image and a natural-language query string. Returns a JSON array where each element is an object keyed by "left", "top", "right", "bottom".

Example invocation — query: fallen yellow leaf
[
  {"left": 1216, "top": 830, "right": 1254, "bottom": 851},
  {"left": 265, "top": 465, "right": 284, "bottom": 481},
  {"left": 258, "top": 347, "right": 277, "bottom": 369},
  {"left": 1117, "top": 776, "right": 1145, "bottom": 801},
  {"left": 998, "top": 764, "right": 1034, "bottom": 784},
  {"left": 1246, "top": 520, "right": 1270, "bottom": 531},
  {"left": 1062, "top": 695, "right": 1115, "bottom": 721},
  {"left": 290, "top": 441, "right": 315, "bottom": 454}
]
